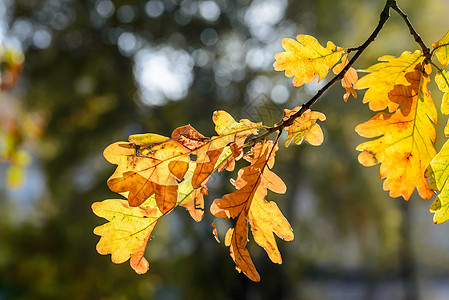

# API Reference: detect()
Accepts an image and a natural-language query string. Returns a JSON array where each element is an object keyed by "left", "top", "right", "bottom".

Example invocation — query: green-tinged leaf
[
  {"left": 92, "top": 198, "right": 163, "bottom": 274},
  {"left": 279, "top": 107, "right": 326, "bottom": 147},
  {"left": 433, "top": 30, "right": 449, "bottom": 66},
  {"left": 425, "top": 139, "right": 449, "bottom": 223},
  {"left": 435, "top": 70, "right": 449, "bottom": 114}
]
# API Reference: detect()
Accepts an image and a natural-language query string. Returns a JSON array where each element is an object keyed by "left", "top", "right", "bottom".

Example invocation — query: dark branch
[{"left": 390, "top": 2, "right": 431, "bottom": 59}]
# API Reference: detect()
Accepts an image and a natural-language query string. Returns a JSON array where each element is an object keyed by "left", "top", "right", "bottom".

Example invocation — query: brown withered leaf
[{"left": 211, "top": 141, "right": 293, "bottom": 282}]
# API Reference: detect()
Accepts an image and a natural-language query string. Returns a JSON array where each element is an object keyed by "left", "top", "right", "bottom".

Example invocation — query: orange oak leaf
[
  {"left": 104, "top": 135, "right": 191, "bottom": 213},
  {"left": 279, "top": 107, "right": 326, "bottom": 147},
  {"left": 333, "top": 54, "right": 358, "bottom": 102},
  {"left": 433, "top": 30, "right": 449, "bottom": 66},
  {"left": 355, "top": 64, "right": 437, "bottom": 200},
  {"left": 355, "top": 50, "right": 424, "bottom": 112},
  {"left": 92, "top": 198, "right": 163, "bottom": 274},
  {"left": 211, "top": 141, "right": 293, "bottom": 282},
  {"left": 191, "top": 111, "right": 262, "bottom": 188},
  {"left": 273, "top": 34, "right": 344, "bottom": 87}
]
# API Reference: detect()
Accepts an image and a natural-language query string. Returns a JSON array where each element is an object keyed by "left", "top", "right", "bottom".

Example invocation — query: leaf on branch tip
[
  {"left": 273, "top": 34, "right": 344, "bottom": 87},
  {"left": 356, "top": 64, "right": 437, "bottom": 200},
  {"left": 211, "top": 141, "right": 293, "bottom": 282},
  {"left": 280, "top": 107, "right": 326, "bottom": 147},
  {"left": 433, "top": 30, "right": 449, "bottom": 66}
]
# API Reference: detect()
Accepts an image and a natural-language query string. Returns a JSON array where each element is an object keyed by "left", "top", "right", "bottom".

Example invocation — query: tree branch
[
  {"left": 390, "top": 2, "right": 431, "bottom": 59},
  {"left": 246, "top": 0, "right": 396, "bottom": 147}
]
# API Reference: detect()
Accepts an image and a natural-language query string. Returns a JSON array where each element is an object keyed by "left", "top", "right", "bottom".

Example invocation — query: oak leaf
[
  {"left": 104, "top": 136, "right": 191, "bottom": 213},
  {"left": 280, "top": 107, "right": 326, "bottom": 147},
  {"left": 211, "top": 141, "right": 293, "bottom": 282},
  {"left": 433, "top": 30, "right": 449, "bottom": 66},
  {"left": 356, "top": 64, "right": 437, "bottom": 200},
  {"left": 92, "top": 198, "right": 163, "bottom": 274},
  {"left": 425, "top": 139, "right": 449, "bottom": 224},
  {"left": 273, "top": 34, "right": 344, "bottom": 87},
  {"left": 355, "top": 50, "right": 424, "bottom": 112}
]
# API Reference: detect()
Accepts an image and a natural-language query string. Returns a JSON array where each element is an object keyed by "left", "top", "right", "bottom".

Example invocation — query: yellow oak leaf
[
  {"left": 425, "top": 139, "right": 449, "bottom": 224},
  {"left": 332, "top": 54, "right": 358, "bottom": 102},
  {"left": 273, "top": 34, "right": 344, "bottom": 87},
  {"left": 104, "top": 136, "right": 191, "bottom": 213},
  {"left": 356, "top": 64, "right": 437, "bottom": 200},
  {"left": 211, "top": 141, "right": 293, "bottom": 282},
  {"left": 280, "top": 107, "right": 326, "bottom": 147},
  {"left": 355, "top": 50, "right": 424, "bottom": 112},
  {"left": 433, "top": 30, "right": 449, "bottom": 66},
  {"left": 92, "top": 198, "right": 163, "bottom": 274}
]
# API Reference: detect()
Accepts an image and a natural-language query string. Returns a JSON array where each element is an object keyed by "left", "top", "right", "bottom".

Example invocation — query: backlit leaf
[
  {"left": 435, "top": 70, "right": 449, "bottom": 115},
  {"left": 211, "top": 141, "right": 293, "bottom": 282},
  {"left": 280, "top": 107, "right": 326, "bottom": 147},
  {"left": 433, "top": 30, "right": 449, "bottom": 66},
  {"left": 425, "top": 139, "right": 449, "bottom": 224},
  {"left": 273, "top": 34, "right": 344, "bottom": 87},
  {"left": 355, "top": 50, "right": 424, "bottom": 112},
  {"left": 355, "top": 64, "right": 437, "bottom": 200},
  {"left": 191, "top": 111, "right": 262, "bottom": 188},
  {"left": 104, "top": 135, "right": 191, "bottom": 213},
  {"left": 92, "top": 198, "right": 162, "bottom": 274}
]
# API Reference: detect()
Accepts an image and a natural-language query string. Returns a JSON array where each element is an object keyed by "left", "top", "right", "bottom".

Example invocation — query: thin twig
[
  {"left": 390, "top": 2, "right": 431, "bottom": 59},
  {"left": 246, "top": 0, "right": 396, "bottom": 147}
]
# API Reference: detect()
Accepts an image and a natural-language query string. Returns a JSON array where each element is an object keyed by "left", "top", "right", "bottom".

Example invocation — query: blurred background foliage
[{"left": 1, "top": 0, "right": 449, "bottom": 299}]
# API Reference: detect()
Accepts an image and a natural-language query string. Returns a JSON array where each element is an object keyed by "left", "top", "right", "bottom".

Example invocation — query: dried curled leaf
[
  {"left": 280, "top": 107, "right": 326, "bottom": 147},
  {"left": 355, "top": 50, "right": 424, "bottom": 112},
  {"left": 92, "top": 198, "right": 163, "bottom": 274},
  {"left": 211, "top": 141, "right": 293, "bottom": 282},
  {"left": 356, "top": 64, "right": 437, "bottom": 200},
  {"left": 333, "top": 54, "right": 358, "bottom": 102},
  {"left": 273, "top": 34, "right": 344, "bottom": 87},
  {"left": 425, "top": 139, "right": 449, "bottom": 224},
  {"left": 433, "top": 30, "right": 449, "bottom": 66}
]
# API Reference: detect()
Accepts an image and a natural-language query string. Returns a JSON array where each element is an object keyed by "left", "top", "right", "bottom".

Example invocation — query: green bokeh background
[{"left": 1, "top": 0, "right": 449, "bottom": 299}]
